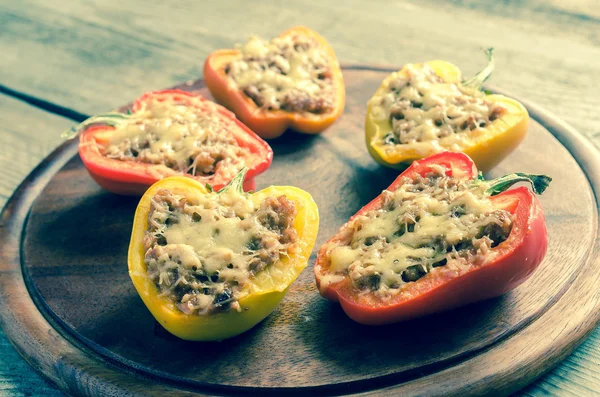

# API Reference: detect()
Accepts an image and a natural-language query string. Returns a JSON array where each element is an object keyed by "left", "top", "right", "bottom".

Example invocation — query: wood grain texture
[
  {"left": 0, "top": 95, "right": 73, "bottom": 202},
  {"left": 0, "top": 0, "right": 598, "bottom": 141},
  {"left": 0, "top": 70, "right": 599, "bottom": 396},
  {"left": 0, "top": 0, "right": 599, "bottom": 396},
  {"left": 0, "top": 95, "right": 73, "bottom": 397}
]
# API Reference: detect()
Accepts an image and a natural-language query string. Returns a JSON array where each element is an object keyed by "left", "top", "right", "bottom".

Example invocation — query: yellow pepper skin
[
  {"left": 128, "top": 174, "right": 318, "bottom": 341},
  {"left": 365, "top": 59, "right": 529, "bottom": 173}
]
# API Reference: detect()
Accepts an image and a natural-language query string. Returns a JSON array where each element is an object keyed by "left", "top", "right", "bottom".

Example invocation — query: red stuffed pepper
[
  {"left": 315, "top": 152, "right": 550, "bottom": 325},
  {"left": 70, "top": 90, "right": 273, "bottom": 195}
]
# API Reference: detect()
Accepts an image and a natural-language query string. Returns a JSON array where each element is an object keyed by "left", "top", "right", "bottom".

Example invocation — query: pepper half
[
  {"left": 204, "top": 26, "right": 345, "bottom": 139},
  {"left": 365, "top": 50, "right": 529, "bottom": 173},
  {"left": 129, "top": 170, "right": 319, "bottom": 341},
  {"left": 72, "top": 89, "right": 273, "bottom": 195},
  {"left": 314, "top": 152, "right": 550, "bottom": 325}
]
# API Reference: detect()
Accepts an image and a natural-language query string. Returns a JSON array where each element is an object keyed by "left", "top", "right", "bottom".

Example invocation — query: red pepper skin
[
  {"left": 78, "top": 90, "right": 271, "bottom": 195},
  {"left": 314, "top": 152, "right": 548, "bottom": 325}
]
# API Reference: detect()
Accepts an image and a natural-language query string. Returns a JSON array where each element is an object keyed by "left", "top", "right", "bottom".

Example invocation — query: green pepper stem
[
  {"left": 217, "top": 167, "right": 248, "bottom": 195},
  {"left": 486, "top": 173, "right": 552, "bottom": 196},
  {"left": 60, "top": 112, "right": 130, "bottom": 140},
  {"left": 462, "top": 48, "right": 495, "bottom": 91}
]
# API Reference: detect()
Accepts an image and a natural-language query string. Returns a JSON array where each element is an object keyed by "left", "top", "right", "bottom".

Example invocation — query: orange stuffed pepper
[{"left": 204, "top": 26, "right": 345, "bottom": 139}]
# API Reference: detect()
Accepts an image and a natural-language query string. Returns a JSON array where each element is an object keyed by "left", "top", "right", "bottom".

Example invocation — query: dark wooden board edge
[
  {"left": 0, "top": 68, "right": 599, "bottom": 396},
  {"left": 20, "top": 73, "right": 581, "bottom": 396}
]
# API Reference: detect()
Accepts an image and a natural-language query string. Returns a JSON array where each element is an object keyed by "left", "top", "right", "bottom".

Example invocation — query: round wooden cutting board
[{"left": 1, "top": 66, "right": 599, "bottom": 397}]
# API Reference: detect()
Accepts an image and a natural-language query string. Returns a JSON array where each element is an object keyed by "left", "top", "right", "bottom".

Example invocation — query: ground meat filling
[
  {"left": 371, "top": 64, "right": 507, "bottom": 145},
  {"left": 102, "top": 98, "right": 253, "bottom": 179},
  {"left": 143, "top": 189, "right": 298, "bottom": 315},
  {"left": 323, "top": 167, "right": 513, "bottom": 299},
  {"left": 225, "top": 35, "right": 335, "bottom": 114}
]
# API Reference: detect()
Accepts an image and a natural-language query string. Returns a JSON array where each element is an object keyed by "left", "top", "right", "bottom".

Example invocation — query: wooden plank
[
  {"left": 0, "top": 334, "right": 65, "bottom": 397},
  {"left": 0, "top": 94, "right": 73, "bottom": 397},
  {"left": 0, "top": 94, "right": 74, "bottom": 204},
  {"left": 0, "top": 0, "right": 598, "bottom": 140},
  {"left": 0, "top": 0, "right": 599, "bottom": 395}
]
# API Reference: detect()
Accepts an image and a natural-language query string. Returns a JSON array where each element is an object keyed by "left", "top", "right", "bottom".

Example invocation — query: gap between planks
[{"left": 0, "top": 83, "right": 89, "bottom": 122}]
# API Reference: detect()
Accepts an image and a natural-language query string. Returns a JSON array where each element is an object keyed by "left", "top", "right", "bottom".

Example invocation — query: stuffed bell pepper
[
  {"left": 129, "top": 169, "right": 319, "bottom": 341},
  {"left": 315, "top": 152, "right": 550, "bottom": 325},
  {"left": 204, "top": 26, "right": 345, "bottom": 139},
  {"left": 366, "top": 49, "right": 529, "bottom": 172},
  {"left": 68, "top": 90, "right": 273, "bottom": 195}
]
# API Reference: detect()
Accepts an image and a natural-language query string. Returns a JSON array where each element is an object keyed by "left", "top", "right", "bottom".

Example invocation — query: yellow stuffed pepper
[
  {"left": 365, "top": 49, "right": 529, "bottom": 172},
  {"left": 128, "top": 169, "right": 318, "bottom": 341}
]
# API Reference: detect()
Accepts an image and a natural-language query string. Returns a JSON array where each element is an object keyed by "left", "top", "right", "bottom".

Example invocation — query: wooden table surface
[{"left": 0, "top": 1, "right": 599, "bottom": 396}]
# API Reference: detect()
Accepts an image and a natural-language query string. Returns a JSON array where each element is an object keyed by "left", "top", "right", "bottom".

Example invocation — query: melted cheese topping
[
  {"left": 102, "top": 97, "right": 253, "bottom": 180},
  {"left": 225, "top": 34, "right": 334, "bottom": 114},
  {"left": 144, "top": 188, "right": 298, "bottom": 315},
  {"left": 320, "top": 168, "right": 513, "bottom": 299},
  {"left": 369, "top": 64, "right": 505, "bottom": 146}
]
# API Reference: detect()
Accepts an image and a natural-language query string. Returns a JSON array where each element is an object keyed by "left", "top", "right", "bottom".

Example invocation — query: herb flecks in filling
[
  {"left": 322, "top": 166, "right": 513, "bottom": 300},
  {"left": 143, "top": 188, "right": 298, "bottom": 315},
  {"left": 225, "top": 34, "right": 334, "bottom": 114},
  {"left": 371, "top": 64, "right": 507, "bottom": 145},
  {"left": 102, "top": 98, "right": 253, "bottom": 180}
]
